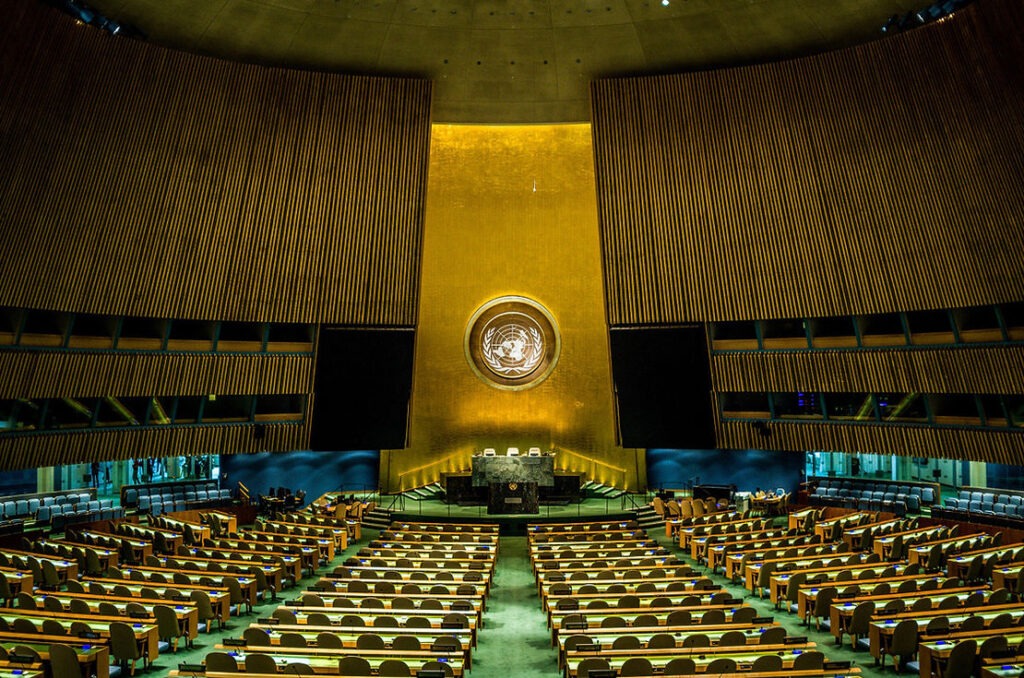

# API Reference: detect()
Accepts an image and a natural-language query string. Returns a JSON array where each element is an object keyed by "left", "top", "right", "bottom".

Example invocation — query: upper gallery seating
[
  {"left": 121, "top": 481, "right": 231, "bottom": 515},
  {"left": 809, "top": 477, "right": 938, "bottom": 516},
  {"left": 937, "top": 486, "right": 1024, "bottom": 527}
]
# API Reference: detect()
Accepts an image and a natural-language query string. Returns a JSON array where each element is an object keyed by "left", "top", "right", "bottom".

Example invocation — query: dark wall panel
[
  {"left": 0, "top": 4, "right": 431, "bottom": 325},
  {"left": 646, "top": 448, "right": 803, "bottom": 495},
  {"left": 610, "top": 327, "right": 714, "bottom": 449},
  {"left": 592, "top": 0, "right": 1024, "bottom": 325},
  {"left": 220, "top": 450, "right": 379, "bottom": 501},
  {"left": 310, "top": 329, "right": 415, "bottom": 451}
]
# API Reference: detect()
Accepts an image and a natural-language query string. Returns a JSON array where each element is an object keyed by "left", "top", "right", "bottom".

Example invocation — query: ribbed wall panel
[
  {"left": 0, "top": 4, "right": 430, "bottom": 325},
  {"left": 592, "top": 0, "right": 1024, "bottom": 325},
  {"left": 0, "top": 352, "right": 312, "bottom": 399},
  {"left": 0, "top": 422, "right": 310, "bottom": 470},
  {"left": 715, "top": 419, "right": 1024, "bottom": 465},
  {"left": 711, "top": 346, "right": 1024, "bottom": 395}
]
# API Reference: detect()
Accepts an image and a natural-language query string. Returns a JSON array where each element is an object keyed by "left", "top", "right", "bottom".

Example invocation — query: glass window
[
  {"left": 720, "top": 393, "right": 770, "bottom": 418},
  {"left": 203, "top": 395, "right": 252, "bottom": 423},
  {"left": 979, "top": 395, "right": 1008, "bottom": 427},
  {"left": 824, "top": 393, "right": 874, "bottom": 421},
  {"left": 857, "top": 313, "right": 906, "bottom": 347},
  {"left": 928, "top": 394, "right": 981, "bottom": 425},
  {"left": 954, "top": 306, "right": 1002, "bottom": 342},
  {"left": 773, "top": 392, "right": 823, "bottom": 420},
  {"left": 877, "top": 393, "right": 927, "bottom": 423}
]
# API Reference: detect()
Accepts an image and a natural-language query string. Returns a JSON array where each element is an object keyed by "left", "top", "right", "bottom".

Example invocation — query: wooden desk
[
  {"left": 565, "top": 642, "right": 817, "bottom": 677},
  {"left": 196, "top": 510, "right": 239, "bottom": 535},
  {"left": 23, "top": 590, "right": 201, "bottom": 642},
  {"left": 158, "top": 555, "right": 289, "bottom": 593},
  {"left": 840, "top": 520, "right": 901, "bottom": 551},
  {"left": 0, "top": 566, "right": 32, "bottom": 594},
  {"left": 548, "top": 603, "right": 742, "bottom": 645},
  {"left": 174, "top": 547, "right": 305, "bottom": 583},
  {"left": 109, "top": 566, "right": 260, "bottom": 607},
  {"left": 161, "top": 517, "right": 213, "bottom": 544},
  {"left": 75, "top": 530, "right": 154, "bottom": 562},
  {"left": 919, "top": 629, "right": 1024, "bottom": 678},
  {"left": 0, "top": 609, "right": 159, "bottom": 663},
  {"left": 813, "top": 512, "right": 870, "bottom": 539},
  {"left": 0, "top": 549, "right": 78, "bottom": 582},
  {"left": 542, "top": 589, "right": 728, "bottom": 623},
  {"left": 395, "top": 522, "right": 499, "bottom": 534},
  {"left": 951, "top": 549, "right": 1024, "bottom": 583},
  {"left": 788, "top": 508, "right": 815, "bottom": 530},
  {"left": 905, "top": 533, "right": 988, "bottom": 566},
  {"left": 79, "top": 576, "right": 232, "bottom": 624},
  {"left": 247, "top": 622, "right": 474, "bottom": 654},
  {"left": 536, "top": 564, "right": 692, "bottom": 596},
  {"left": 866, "top": 603, "right": 1024, "bottom": 664},
  {"left": 768, "top": 564, "right": 910, "bottom": 605},
  {"left": 540, "top": 574, "right": 717, "bottom": 604},
  {"left": 268, "top": 609, "right": 479, "bottom": 646},
  {"left": 0, "top": 634, "right": 109, "bottom": 678},
  {"left": 214, "top": 645, "right": 465, "bottom": 676},
  {"left": 259, "top": 520, "right": 347, "bottom": 551},
  {"left": 824, "top": 585, "right": 989, "bottom": 643},
  {"left": 241, "top": 531, "right": 335, "bottom": 562},
  {"left": 872, "top": 526, "right": 946, "bottom": 559},
  {"left": 554, "top": 622, "right": 783, "bottom": 670},
  {"left": 327, "top": 567, "right": 492, "bottom": 595},
  {"left": 295, "top": 596, "right": 484, "bottom": 626}
]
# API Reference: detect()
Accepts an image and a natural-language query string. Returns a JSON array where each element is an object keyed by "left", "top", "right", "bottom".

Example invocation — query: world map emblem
[{"left": 465, "top": 297, "right": 560, "bottom": 390}]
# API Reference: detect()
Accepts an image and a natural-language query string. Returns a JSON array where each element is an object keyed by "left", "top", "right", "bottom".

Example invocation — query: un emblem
[{"left": 465, "top": 297, "right": 560, "bottom": 390}]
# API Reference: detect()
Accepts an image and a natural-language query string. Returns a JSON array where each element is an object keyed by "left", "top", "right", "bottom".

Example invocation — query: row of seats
[
  {"left": 0, "top": 492, "right": 94, "bottom": 519},
  {"left": 123, "top": 481, "right": 223, "bottom": 507},
  {"left": 138, "top": 489, "right": 231, "bottom": 515},
  {"left": 932, "top": 505, "right": 1024, "bottom": 529},
  {"left": 811, "top": 478, "right": 937, "bottom": 504},
  {"left": 944, "top": 498, "right": 1024, "bottom": 516},
  {"left": 50, "top": 506, "right": 126, "bottom": 531},
  {"left": 810, "top": 491, "right": 916, "bottom": 516}
]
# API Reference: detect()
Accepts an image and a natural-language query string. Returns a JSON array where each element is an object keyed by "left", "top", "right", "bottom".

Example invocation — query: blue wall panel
[
  {"left": 646, "top": 448, "right": 804, "bottom": 494},
  {"left": 985, "top": 463, "right": 1024, "bottom": 491},
  {"left": 220, "top": 450, "right": 379, "bottom": 502}
]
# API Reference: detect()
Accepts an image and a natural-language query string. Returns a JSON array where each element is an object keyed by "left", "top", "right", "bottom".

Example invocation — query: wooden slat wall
[
  {"left": 0, "top": 4, "right": 431, "bottom": 325},
  {"left": 0, "top": 421, "right": 311, "bottom": 470},
  {"left": 715, "top": 419, "right": 1024, "bottom": 465},
  {"left": 711, "top": 346, "right": 1024, "bottom": 395},
  {"left": 0, "top": 351, "right": 312, "bottom": 399},
  {"left": 592, "top": 0, "right": 1024, "bottom": 325}
]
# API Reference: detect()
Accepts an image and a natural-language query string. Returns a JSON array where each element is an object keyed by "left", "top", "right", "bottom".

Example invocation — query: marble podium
[{"left": 471, "top": 455, "right": 554, "bottom": 514}]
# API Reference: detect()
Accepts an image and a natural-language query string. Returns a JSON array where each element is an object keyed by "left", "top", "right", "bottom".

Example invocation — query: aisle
[{"left": 471, "top": 536, "right": 560, "bottom": 677}]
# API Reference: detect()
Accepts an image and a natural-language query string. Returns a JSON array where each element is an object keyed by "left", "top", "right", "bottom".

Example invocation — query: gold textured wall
[
  {"left": 379, "top": 125, "right": 644, "bottom": 492},
  {"left": 0, "top": 4, "right": 430, "bottom": 325},
  {"left": 591, "top": 0, "right": 1024, "bottom": 325}
]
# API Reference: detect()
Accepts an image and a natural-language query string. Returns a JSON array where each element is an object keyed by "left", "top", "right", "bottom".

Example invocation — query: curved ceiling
[{"left": 87, "top": 0, "right": 919, "bottom": 123}]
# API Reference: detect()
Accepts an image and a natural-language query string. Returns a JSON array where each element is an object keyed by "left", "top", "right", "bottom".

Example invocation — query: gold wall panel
[
  {"left": 592, "top": 0, "right": 1024, "bottom": 325},
  {"left": 380, "top": 125, "right": 644, "bottom": 492},
  {"left": 0, "top": 351, "right": 313, "bottom": 399},
  {"left": 0, "top": 4, "right": 430, "bottom": 325},
  {"left": 715, "top": 419, "right": 1024, "bottom": 465},
  {"left": 711, "top": 346, "right": 1024, "bottom": 396},
  {"left": 0, "top": 421, "right": 309, "bottom": 471}
]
